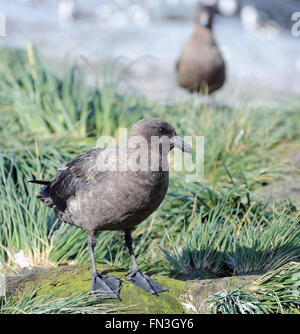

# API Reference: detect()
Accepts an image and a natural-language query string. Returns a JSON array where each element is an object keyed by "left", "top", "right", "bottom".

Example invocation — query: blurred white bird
[
  {"left": 218, "top": 0, "right": 238, "bottom": 16},
  {"left": 58, "top": 0, "right": 78, "bottom": 22}
]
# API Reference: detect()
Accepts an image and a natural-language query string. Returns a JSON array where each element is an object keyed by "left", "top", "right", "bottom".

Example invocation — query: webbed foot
[
  {"left": 126, "top": 270, "right": 167, "bottom": 294},
  {"left": 91, "top": 273, "right": 120, "bottom": 299}
]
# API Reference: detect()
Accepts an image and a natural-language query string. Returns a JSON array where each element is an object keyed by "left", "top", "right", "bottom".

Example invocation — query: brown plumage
[
  {"left": 176, "top": 6, "right": 226, "bottom": 94},
  {"left": 29, "top": 118, "right": 192, "bottom": 298}
]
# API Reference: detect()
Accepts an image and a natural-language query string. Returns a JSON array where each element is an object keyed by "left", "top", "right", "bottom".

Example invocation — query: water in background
[{"left": 0, "top": 0, "right": 299, "bottom": 105}]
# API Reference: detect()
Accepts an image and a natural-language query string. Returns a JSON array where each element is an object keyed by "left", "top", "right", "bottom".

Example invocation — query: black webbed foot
[
  {"left": 126, "top": 270, "right": 167, "bottom": 295},
  {"left": 91, "top": 273, "right": 120, "bottom": 299}
]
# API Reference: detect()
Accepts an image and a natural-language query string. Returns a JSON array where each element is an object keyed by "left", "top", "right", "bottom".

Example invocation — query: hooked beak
[{"left": 171, "top": 136, "right": 192, "bottom": 154}]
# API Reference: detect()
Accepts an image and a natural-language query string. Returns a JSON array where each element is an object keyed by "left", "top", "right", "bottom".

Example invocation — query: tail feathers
[
  {"left": 29, "top": 179, "right": 55, "bottom": 208},
  {"left": 28, "top": 179, "right": 50, "bottom": 185}
]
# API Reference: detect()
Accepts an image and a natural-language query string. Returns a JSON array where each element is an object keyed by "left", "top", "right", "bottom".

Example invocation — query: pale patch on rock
[{"left": 13, "top": 250, "right": 32, "bottom": 269}]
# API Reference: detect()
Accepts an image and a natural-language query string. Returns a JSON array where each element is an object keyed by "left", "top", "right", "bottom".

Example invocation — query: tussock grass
[
  {"left": 162, "top": 181, "right": 300, "bottom": 277},
  {"left": 0, "top": 288, "right": 117, "bottom": 314},
  {"left": 0, "top": 45, "right": 144, "bottom": 151},
  {"left": 206, "top": 262, "right": 300, "bottom": 314}
]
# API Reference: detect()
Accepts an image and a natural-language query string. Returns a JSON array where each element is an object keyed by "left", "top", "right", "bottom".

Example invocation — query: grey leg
[
  {"left": 125, "top": 231, "right": 139, "bottom": 272},
  {"left": 125, "top": 231, "right": 167, "bottom": 295},
  {"left": 87, "top": 235, "right": 120, "bottom": 299},
  {"left": 87, "top": 236, "right": 98, "bottom": 274}
]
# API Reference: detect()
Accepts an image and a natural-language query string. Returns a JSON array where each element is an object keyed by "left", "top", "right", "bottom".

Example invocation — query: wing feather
[{"left": 36, "top": 147, "right": 108, "bottom": 211}]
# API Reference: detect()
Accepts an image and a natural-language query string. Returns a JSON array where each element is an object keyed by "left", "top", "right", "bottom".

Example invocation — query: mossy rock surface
[
  {"left": 3, "top": 264, "right": 261, "bottom": 314},
  {"left": 5, "top": 264, "right": 186, "bottom": 314}
]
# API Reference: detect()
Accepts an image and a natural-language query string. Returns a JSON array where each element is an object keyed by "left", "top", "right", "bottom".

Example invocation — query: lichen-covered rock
[
  {"left": 3, "top": 264, "right": 261, "bottom": 314},
  {"left": 4, "top": 264, "right": 186, "bottom": 314},
  {"left": 183, "top": 275, "right": 260, "bottom": 313}
]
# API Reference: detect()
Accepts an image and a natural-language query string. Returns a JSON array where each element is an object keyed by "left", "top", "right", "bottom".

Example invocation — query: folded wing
[{"left": 29, "top": 147, "right": 109, "bottom": 212}]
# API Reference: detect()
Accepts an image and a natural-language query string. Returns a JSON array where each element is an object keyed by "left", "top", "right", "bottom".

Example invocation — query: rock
[
  {"left": 3, "top": 264, "right": 185, "bottom": 314},
  {"left": 2, "top": 264, "right": 261, "bottom": 313},
  {"left": 183, "top": 275, "right": 259, "bottom": 313},
  {"left": 0, "top": 274, "right": 5, "bottom": 297}
]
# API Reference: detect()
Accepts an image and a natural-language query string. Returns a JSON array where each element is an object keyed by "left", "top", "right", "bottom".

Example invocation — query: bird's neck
[{"left": 119, "top": 140, "right": 170, "bottom": 172}]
